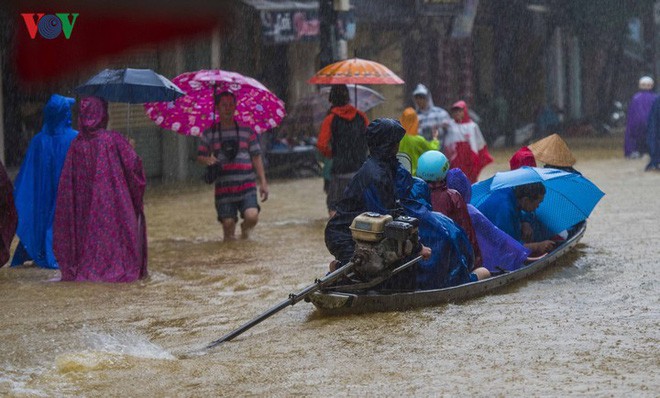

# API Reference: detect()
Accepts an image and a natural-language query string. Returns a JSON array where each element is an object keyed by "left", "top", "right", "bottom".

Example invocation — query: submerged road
[{"left": 1, "top": 135, "right": 658, "bottom": 396}]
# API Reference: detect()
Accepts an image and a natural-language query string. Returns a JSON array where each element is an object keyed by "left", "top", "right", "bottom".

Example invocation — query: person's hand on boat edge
[{"left": 525, "top": 240, "right": 556, "bottom": 257}]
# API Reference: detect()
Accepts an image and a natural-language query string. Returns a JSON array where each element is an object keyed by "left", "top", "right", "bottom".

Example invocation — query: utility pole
[{"left": 319, "top": 0, "right": 336, "bottom": 68}]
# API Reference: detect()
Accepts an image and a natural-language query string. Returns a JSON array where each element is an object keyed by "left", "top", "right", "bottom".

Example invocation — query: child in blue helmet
[{"left": 416, "top": 150, "right": 484, "bottom": 272}]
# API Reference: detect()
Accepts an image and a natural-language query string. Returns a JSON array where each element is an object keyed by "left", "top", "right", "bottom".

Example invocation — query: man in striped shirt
[{"left": 197, "top": 91, "right": 269, "bottom": 241}]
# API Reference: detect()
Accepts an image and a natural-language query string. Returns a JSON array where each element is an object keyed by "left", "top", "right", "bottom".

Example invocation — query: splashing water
[{"left": 82, "top": 328, "right": 175, "bottom": 360}]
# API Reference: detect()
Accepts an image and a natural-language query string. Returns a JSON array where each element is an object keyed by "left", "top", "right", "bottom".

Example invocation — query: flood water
[{"left": 1, "top": 135, "right": 658, "bottom": 397}]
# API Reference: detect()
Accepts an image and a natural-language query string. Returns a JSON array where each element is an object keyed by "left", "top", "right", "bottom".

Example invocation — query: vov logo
[{"left": 21, "top": 13, "right": 79, "bottom": 39}]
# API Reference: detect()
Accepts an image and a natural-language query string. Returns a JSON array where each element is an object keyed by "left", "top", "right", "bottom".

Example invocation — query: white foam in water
[
  {"left": 83, "top": 328, "right": 175, "bottom": 360},
  {"left": 0, "top": 364, "right": 49, "bottom": 397}
]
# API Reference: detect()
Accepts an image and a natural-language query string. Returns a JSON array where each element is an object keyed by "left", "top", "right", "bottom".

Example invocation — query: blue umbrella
[
  {"left": 471, "top": 166, "right": 604, "bottom": 234},
  {"left": 75, "top": 68, "right": 185, "bottom": 104}
]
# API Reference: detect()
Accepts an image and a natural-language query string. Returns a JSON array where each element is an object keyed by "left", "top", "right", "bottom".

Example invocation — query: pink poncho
[{"left": 54, "top": 96, "right": 147, "bottom": 282}]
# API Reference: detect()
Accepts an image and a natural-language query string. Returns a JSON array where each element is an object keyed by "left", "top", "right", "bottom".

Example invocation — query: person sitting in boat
[
  {"left": 446, "top": 168, "right": 532, "bottom": 273},
  {"left": 398, "top": 107, "right": 439, "bottom": 176},
  {"left": 396, "top": 166, "right": 490, "bottom": 289},
  {"left": 527, "top": 133, "right": 582, "bottom": 175},
  {"left": 509, "top": 146, "right": 536, "bottom": 170},
  {"left": 509, "top": 145, "right": 571, "bottom": 243},
  {"left": 416, "top": 150, "right": 483, "bottom": 270},
  {"left": 476, "top": 182, "right": 556, "bottom": 257},
  {"left": 324, "top": 118, "right": 431, "bottom": 290}
]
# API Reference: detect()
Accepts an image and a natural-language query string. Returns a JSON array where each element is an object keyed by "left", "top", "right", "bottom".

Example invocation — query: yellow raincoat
[{"left": 399, "top": 107, "right": 439, "bottom": 175}]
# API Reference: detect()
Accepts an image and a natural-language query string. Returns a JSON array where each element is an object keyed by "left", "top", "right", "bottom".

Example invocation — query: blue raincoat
[
  {"left": 12, "top": 94, "right": 78, "bottom": 269},
  {"left": 475, "top": 187, "right": 521, "bottom": 241},
  {"left": 646, "top": 96, "right": 660, "bottom": 170},
  {"left": 446, "top": 168, "right": 530, "bottom": 272},
  {"left": 325, "top": 118, "right": 407, "bottom": 265},
  {"left": 397, "top": 170, "right": 474, "bottom": 289},
  {"left": 324, "top": 118, "right": 473, "bottom": 290}
]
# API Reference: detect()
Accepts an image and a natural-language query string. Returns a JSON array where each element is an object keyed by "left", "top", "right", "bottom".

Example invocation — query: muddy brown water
[{"left": 1, "top": 135, "right": 658, "bottom": 396}]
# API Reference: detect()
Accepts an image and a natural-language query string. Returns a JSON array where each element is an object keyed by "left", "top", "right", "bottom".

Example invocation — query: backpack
[{"left": 330, "top": 113, "right": 368, "bottom": 174}]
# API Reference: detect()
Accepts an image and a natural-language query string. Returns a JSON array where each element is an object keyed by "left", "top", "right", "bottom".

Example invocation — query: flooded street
[{"left": 1, "top": 136, "right": 658, "bottom": 397}]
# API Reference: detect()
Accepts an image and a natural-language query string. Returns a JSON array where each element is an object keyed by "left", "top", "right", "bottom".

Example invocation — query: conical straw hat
[{"left": 528, "top": 133, "right": 576, "bottom": 167}]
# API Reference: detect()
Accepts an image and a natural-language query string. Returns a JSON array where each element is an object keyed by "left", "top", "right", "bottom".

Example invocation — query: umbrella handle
[{"left": 213, "top": 84, "right": 217, "bottom": 133}]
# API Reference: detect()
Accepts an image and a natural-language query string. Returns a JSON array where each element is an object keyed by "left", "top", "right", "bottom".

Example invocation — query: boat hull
[{"left": 308, "top": 222, "right": 587, "bottom": 315}]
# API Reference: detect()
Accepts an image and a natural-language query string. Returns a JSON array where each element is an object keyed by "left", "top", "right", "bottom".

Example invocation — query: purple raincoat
[
  {"left": 54, "top": 97, "right": 147, "bottom": 282},
  {"left": 446, "top": 168, "right": 530, "bottom": 272},
  {"left": 0, "top": 160, "right": 17, "bottom": 266},
  {"left": 625, "top": 90, "right": 656, "bottom": 157}
]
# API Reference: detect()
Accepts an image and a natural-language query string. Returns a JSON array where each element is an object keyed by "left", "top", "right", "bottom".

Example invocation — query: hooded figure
[
  {"left": 11, "top": 94, "right": 78, "bottom": 269},
  {"left": 331, "top": 120, "right": 427, "bottom": 289},
  {"left": 625, "top": 76, "right": 656, "bottom": 158},
  {"left": 509, "top": 146, "right": 537, "bottom": 170},
  {"left": 54, "top": 96, "right": 147, "bottom": 282},
  {"left": 398, "top": 107, "right": 439, "bottom": 175},
  {"left": 0, "top": 160, "right": 17, "bottom": 266},
  {"left": 446, "top": 168, "right": 531, "bottom": 272},
  {"left": 443, "top": 100, "right": 493, "bottom": 183},
  {"left": 412, "top": 84, "right": 450, "bottom": 141},
  {"left": 647, "top": 95, "right": 660, "bottom": 171},
  {"left": 325, "top": 118, "right": 407, "bottom": 265}
]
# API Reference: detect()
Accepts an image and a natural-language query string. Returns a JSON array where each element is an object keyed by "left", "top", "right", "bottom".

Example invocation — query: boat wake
[{"left": 81, "top": 328, "right": 175, "bottom": 360}]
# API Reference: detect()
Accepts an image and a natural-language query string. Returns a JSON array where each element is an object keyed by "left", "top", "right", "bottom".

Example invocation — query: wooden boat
[{"left": 308, "top": 221, "right": 587, "bottom": 315}]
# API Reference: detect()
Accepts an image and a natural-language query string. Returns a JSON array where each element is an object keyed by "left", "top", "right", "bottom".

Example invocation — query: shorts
[
  {"left": 215, "top": 192, "right": 260, "bottom": 222},
  {"left": 326, "top": 173, "right": 355, "bottom": 211}
]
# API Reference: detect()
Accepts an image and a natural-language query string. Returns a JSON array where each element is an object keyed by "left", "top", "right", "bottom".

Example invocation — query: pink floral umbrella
[{"left": 144, "top": 70, "right": 286, "bottom": 136}]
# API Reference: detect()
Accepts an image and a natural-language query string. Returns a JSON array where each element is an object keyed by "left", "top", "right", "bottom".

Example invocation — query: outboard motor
[{"left": 349, "top": 212, "right": 419, "bottom": 279}]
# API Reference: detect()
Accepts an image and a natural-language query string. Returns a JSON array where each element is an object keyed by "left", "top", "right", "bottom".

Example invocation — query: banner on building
[
  {"left": 259, "top": 7, "right": 355, "bottom": 44},
  {"left": 260, "top": 8, "right": 320, "bottom": 44}
]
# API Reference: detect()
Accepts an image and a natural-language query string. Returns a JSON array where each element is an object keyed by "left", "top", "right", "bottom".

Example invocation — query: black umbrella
[
  {"left": 75, "top": 68, "right": 185, "bottom": 136},
  {"left": 75, "top": 68, "right": 185, "bottom": 103}
]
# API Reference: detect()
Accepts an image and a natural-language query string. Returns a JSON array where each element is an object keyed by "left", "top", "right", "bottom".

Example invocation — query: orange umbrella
[{"left": 308, "top": 58, "right": 404, "bottom": 85}]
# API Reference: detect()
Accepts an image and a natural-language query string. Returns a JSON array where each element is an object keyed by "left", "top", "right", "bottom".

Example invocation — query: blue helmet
[{"left": 417, "top": 150, "right": 449, "bottom": 182}]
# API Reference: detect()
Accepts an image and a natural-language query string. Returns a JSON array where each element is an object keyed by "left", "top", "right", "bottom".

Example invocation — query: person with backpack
[{"left": 316, "top": 84, "right": 369, "bottom": 218}]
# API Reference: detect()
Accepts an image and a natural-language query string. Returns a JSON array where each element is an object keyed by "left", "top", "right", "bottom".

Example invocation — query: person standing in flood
[
  {"left": 316, "top": 84, "right": 369, "bottom": 218},
  {"left": 443, "top": 100, "right": 493, "bottom": 183},
  {"left": 196, "top": 91, "right": 269, "bottom": 240},
  {"left": 11, "top": 94, "right": 78, "bottom": 269},
  {"left": 625, "top": 76, "right": 656, "bottom": 159},
  {"left": 412, "top": 83, "right": 451, "bottom": 143},
  {"left": 54, "top": 96, "right": 147, "bottom": 282},
  {"left": 645, "top": 92, "right": 660, "bottom": 171},
  {"left": 0, "top": 159, "right": 18, "bottom": 267}
]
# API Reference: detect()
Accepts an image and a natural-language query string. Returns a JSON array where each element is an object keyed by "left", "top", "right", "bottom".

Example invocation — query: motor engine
[{"left": 349, "top": 212, "right": 419, "bottom": 279}]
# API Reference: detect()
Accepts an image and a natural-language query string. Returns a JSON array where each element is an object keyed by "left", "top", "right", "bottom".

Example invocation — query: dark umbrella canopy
[{"left": 75, "top": 68, "right": 185, "bottom": 104}]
